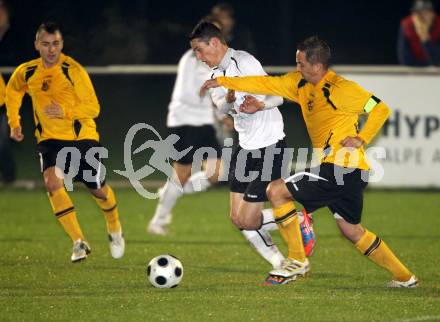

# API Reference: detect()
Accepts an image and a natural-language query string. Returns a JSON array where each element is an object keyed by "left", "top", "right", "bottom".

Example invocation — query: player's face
[
  {"left": 296, "top": 50, "right": 320, "bottom": 83},
  {"left": 35, "top": 31, "right": 64, "bottom": 68},
  {"left": 190, "top": 38, "right": 222, "bottom": 68}
]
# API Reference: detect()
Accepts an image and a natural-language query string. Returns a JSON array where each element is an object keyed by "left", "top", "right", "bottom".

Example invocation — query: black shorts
[
  {"left": 37, "top": 139, "right": 106, "bottom": 190},
  {"left": 286, "top": 163, "right": 369, "bottom": 224},
  {"left": 229, "top": 139, "right": 287, "bottom": 203},
  {"left": 168, "top": 125, "right": 221, "bottom": 165}
]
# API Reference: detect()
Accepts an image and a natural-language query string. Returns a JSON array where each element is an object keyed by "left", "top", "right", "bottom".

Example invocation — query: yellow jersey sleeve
[
  {"left": 336, "top": 80, "right": 391, "bottom": 144},
  {"left": 65, "top": 64, "right": 100, "bottom": 120},
  {"left": 217, "top": 71, "right": 302, "bottom": 102},
  {"left": 358, "top": 101, "right": 391, "bottom": 144},
  {"left": 0, "top": 74, "right": 5, "bottom": 107},
  {"left": 5, "top": 64, "right": 28, "bottom": 129}
]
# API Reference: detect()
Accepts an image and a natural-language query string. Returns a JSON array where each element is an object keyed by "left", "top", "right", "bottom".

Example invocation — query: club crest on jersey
[
  {"left": 41, "top": 78, "right": 51, "bottom": 91},
  {"left": 307, "top": 93, "right": 315, "bottom": 111},
  {"left": 307, "top": 99, "right": 314, "bottom": 111}
]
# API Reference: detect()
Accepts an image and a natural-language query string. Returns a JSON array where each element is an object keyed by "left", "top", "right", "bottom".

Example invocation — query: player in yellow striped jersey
[
  {"left": 0, "top": 74, "right": 5, "bottom": 106},
  {"left": 5, "top": 22, "right": 125, "bottom": 262},
  {"left": 1, "top": 73, "right": 17, "bottom": 183},
  {"left": 201, "top": 36, "right": 417, "bottom": 287}
]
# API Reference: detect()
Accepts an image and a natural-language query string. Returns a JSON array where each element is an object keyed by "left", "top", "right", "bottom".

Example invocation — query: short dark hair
[
  {"left": 188, "top": 21, "right": 226, "bottom": 45},
  {"left": 36, "top": 22, "right": 62, "bottom": 39},
  {"left": 297, "top": 36, "right": 331, "bottom": 69}
]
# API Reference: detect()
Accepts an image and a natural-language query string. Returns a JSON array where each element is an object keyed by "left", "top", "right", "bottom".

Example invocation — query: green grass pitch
[{"left": 1, "top": 188, "right": 440, "bottom": 322}]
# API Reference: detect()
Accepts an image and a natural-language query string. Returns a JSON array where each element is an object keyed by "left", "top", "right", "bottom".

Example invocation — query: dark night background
[
  {"left": 2, "top": 0, "right": 438, "bottom": 180},
  {"left": 1, "top": 0, "right": 428, "bottom": 66}
]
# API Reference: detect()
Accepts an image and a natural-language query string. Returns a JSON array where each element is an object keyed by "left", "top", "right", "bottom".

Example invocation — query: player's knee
[
  {"left": 336, "top": 220, "right": 365, "bottom": 243},
  {"left": 229, "top": 210, "right": 241, "bottom": 228},
  {"left": 266, "top": 179, "right": 287, "bottom": 204},
  {"left": 44, "top": 177, "right": 63, "bottom": 192},
  {"left": 239, "top": 213, "right": 260, "bottom": 230},
  {"left": 89, "top": 185, "right": 107, "bottom": 199}
]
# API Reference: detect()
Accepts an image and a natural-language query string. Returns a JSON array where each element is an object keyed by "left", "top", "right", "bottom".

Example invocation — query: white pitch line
[{"left": 391, "top": 315, "right": 440, "bottom": 322}]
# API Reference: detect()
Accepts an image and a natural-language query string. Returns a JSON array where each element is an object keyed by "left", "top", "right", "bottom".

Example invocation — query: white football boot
[
  {"left": 386, "top": 275, "right": 418, "bottom": 288},
  {"left": 268, "top": 258, "right": 310, "bottom": 282},
  {"left": 71, "top": 239, "right": 91, "bottom": 263},
  {"left": 147, "top": 213, "right": 172, "bottom": 236},
  {"left": 108, "top": 231, "right": 125, "bottom": 259}
]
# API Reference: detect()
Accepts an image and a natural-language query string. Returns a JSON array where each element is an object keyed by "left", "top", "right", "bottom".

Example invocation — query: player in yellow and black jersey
[
  {"left": 5, "top": 22, "right": 125, "bottom": 262},
  {"left": 201, "top": 36, "right": 417, "bottom": 287},
  {"left": 0, "top": 73, "right": 16, "bottom": 183}
]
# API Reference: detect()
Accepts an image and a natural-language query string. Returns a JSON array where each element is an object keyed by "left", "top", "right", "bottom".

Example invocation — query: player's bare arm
[
  {"left": 239, "top": 95, "right": 264, "bottom": 114},
  {"left": 10, "top": 126, "right": 24, "bottom": 142},
  {"left": 200, "top": 79, "right": 220, "bottom": 96}
]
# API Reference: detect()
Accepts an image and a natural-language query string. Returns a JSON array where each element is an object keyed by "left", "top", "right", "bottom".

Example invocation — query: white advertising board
[{"left": 343, "top": 73, "right": 440, "bottom": 187}]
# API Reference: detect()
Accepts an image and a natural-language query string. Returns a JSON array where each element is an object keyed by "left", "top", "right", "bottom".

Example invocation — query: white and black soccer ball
[{"left": 146, "top": 254, "right": 183, "bottom": 288}]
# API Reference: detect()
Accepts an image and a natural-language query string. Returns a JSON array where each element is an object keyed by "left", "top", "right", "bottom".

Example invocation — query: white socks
[
  {"left": 150, "top": 171, "right": 212, "bottom": 225},
  {"left": 241, "top": 209, "right": 284, "bottom": 269},
  {"left": 261, "top": 208, "right": 278, "bottom": 231},
  {"left": 150, "top": 180, "right": 183, "bottom": 225},
  {"left": 183, "top": 171, "right": 212, "bottom": 194}
]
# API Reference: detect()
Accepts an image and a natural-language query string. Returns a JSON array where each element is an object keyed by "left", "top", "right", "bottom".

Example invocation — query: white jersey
[
  {"left": 167, "top": 50, "right": 215, "bottom": 127},
  {"left": 209, "top": 48, "right": 285, "bottom": 150}
]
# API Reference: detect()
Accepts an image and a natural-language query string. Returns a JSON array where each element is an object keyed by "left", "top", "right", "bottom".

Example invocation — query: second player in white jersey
[{"left": 167, "top": 49, "right": 215, "bottom": 127}]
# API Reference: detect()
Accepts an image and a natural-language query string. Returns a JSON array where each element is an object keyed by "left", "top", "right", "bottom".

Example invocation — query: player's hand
[
  {"left": 239, "top": 95, "right": 264, "bottom": 114},
  {"left": 200, "top": 79, "right": 220, "bottom": 96},
  {"left": 10, "top": 126, "right": 24, "bottom": 142},
  {"left": 340, "top": 136, "right": 364, "bottom": 148},
  {"left": 44, "top": 100, "right": 64, "bottom": 119},
  {"left": 225, "top": 89, "right": 236, "bottom": 103}
]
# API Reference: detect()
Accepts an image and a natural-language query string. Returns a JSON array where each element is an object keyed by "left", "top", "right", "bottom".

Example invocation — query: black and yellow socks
[
  {"left": 356, "top": 229, "right": 413, "bottom": 282},
  {"left": 93, "top": 185, "right": 121, "bottom": 233},
  {"left": 48, "top": 188, "right": 84, "bottom": 242},
  {"left": 273, "top": 201, "right": 306, "bottom": 262}
]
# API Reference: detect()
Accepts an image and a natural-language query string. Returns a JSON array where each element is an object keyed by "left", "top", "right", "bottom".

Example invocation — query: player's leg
[
  {"left": 90, "top": 184, "right": 125, "bottom": 259},
  {"left": 43, "top": 166, "right": 90, "bottom": 262},
  {"left": 230, "top": 192, "right": 284, "bottom": 269},
  {"left": 183, "top": 157, "right": 222, "bottom": 193},
  {"left": 266, "top": 179, "right": 309, "bottom": 278},
  {"left": 334, "top": 213, "right": 417, "bottom": 287},
  {"left": 182, "top": 124, "right": 223, "bottom": 194},
  {"left": 330, "top": 165, "right": 417, "bottom": 287},
  {"left": 148, "top": 162, "right": 191, "bottom": 235}
]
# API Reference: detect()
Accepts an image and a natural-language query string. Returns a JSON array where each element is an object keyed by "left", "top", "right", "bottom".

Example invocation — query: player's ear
[
  {"left": 313, "top": 62, "right": 322, "bottom": 73},
  {"left": 210, "top": 37, "right": 220, "bottom": 48},
  {"left": 34, "top": 39, "right": 39, "bottom": 51}
]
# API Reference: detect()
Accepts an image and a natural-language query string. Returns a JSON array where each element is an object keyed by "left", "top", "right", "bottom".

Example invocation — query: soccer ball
[{"left": 146, "top": 254, "right": 183, "bottom": 288}]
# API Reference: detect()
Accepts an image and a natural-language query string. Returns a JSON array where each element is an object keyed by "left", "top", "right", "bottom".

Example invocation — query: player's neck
[
  {"left": 42, "top": 58, "right": 60, "bottom": 69},
  {"left": 310, "top": 70, "right": 329, "bottom": 86}
]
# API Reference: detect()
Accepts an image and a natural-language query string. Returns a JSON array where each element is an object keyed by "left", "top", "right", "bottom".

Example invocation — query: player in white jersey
[
  {"left": 189, "top": 21, "right": 300, "bottom": 272},
  {"left": 148, "top": 28, "right": 288, "bottom": 270}
]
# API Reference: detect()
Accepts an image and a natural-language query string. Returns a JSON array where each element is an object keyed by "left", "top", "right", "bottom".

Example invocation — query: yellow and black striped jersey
[
  {"left": 5, "top": 53, "right": 100, "bottom": 142},
  {"left": 217, "top": 70, "right": 391, "bottom": 170},
  {"left": 0, "top": 74, "right": 5, "bottom": 107}
]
